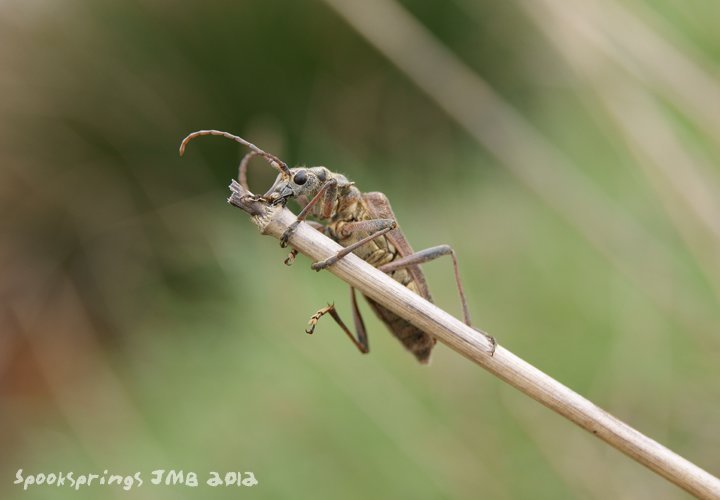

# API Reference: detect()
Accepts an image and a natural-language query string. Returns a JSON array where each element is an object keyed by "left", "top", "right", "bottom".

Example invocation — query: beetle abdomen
[
  {"left": 325, "top": 189, "right": 438, "bottom": 363},
  {"left": 363, "top": 297, "right": 436, "bottom": 364}
]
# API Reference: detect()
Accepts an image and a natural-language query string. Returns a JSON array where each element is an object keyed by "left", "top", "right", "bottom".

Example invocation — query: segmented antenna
[
  {"left": 179, "top": 129, "right": 290, "bottom": 177},
  {"left": 238, "top": 150, "right": 258, "bottom": 191}
]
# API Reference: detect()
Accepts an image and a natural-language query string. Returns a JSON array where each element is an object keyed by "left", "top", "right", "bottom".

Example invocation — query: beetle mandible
[{"left": 180, "top": 129, "right": 496, "bottom": 363}]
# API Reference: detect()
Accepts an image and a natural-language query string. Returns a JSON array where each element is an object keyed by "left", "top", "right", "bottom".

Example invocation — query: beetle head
[{"left": 263, "top": 167, "right": 332, "bottom": 206}]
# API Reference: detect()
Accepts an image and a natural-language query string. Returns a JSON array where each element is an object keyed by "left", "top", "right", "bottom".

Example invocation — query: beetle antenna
[
  {"left": 179, "top": 129, "right": 291, "bottom": 177},
  {"left": 238, "top": 150, "right": 257, "bottom": 191}
]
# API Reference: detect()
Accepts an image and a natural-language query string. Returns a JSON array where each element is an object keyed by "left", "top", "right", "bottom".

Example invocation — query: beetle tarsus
[
  {"left": 306, "top": 303, "right": 335, "bottom": 334},
  {"left": 280, "top": 221, "right": 301, "bottom": 248},
  {"left": 284, "top": 249, "right": 298, "bottom": 266}
]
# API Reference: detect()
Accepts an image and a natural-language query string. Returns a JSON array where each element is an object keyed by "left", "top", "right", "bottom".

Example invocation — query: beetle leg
[
  {"left": 320, "top": 180, "right": 339, "bottom": 219},
  {"left": 378, "top": 244, "right": 496, "bottom": 355},
  {"left": 284, "top": 221, "right": 326, "bottom": 266},
  {"left": 311, "top": 219, "right": 397, "bottom": 271},
  {"left": 350, "top": 286, "right": 369, "bottom": 350},
  {"left": 284, "top": 249, "right": 299, "bottom": 266},
  {"left": 379, "top": 245, "right": 470, "bottom": 323},
  {"left": 280, "top": 178, "right": 338, "bottom": 248},
  {"left": 337, "top": 219, "right": 397, "bottom": 238},
  {"left": 306, "top": 292, "right": 369, "bottom": 354}
]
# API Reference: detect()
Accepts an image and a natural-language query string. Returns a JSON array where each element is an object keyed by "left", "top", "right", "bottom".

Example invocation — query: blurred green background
[{"left": 1, "top": 0, "right": 719, "bottom": 498}]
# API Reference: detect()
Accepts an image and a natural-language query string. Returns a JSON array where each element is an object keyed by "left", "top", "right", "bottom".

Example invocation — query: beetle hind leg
[
  {"left": 305, "top": 287, "right": 369, "bottom": 354},
  {"left": 378, "top": 244, "right": 497, "bottom": 355}
]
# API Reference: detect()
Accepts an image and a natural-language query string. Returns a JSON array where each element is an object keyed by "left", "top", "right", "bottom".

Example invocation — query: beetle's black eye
[{"left": 293, "top": 171, "right": 307, "bottom": 185}]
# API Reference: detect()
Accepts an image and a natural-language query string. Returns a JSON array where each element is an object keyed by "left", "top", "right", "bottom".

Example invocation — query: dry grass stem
[{"left": 228, "top": 180, "right": 720, "bottom": 499}]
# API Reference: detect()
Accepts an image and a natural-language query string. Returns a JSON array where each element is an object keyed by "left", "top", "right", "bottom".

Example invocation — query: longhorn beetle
[{"left": 180, "top": 130, "right": 496, "bottom": 363}]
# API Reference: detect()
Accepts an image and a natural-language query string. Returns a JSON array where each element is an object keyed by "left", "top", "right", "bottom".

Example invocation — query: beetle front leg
[
  {"left": 284, "top": 221, "right": 326, "bottom": 266},
  {"left": 280, "top": 178, "right": 338, "bottom": 248}
]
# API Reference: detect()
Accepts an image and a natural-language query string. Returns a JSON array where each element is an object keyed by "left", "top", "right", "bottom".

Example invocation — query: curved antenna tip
[
  {"left": 178, "top": 132, "right": 197, "bottom": 157},
  {"left": 177, "top": 129, "right": 290, "bottom": 176}
]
